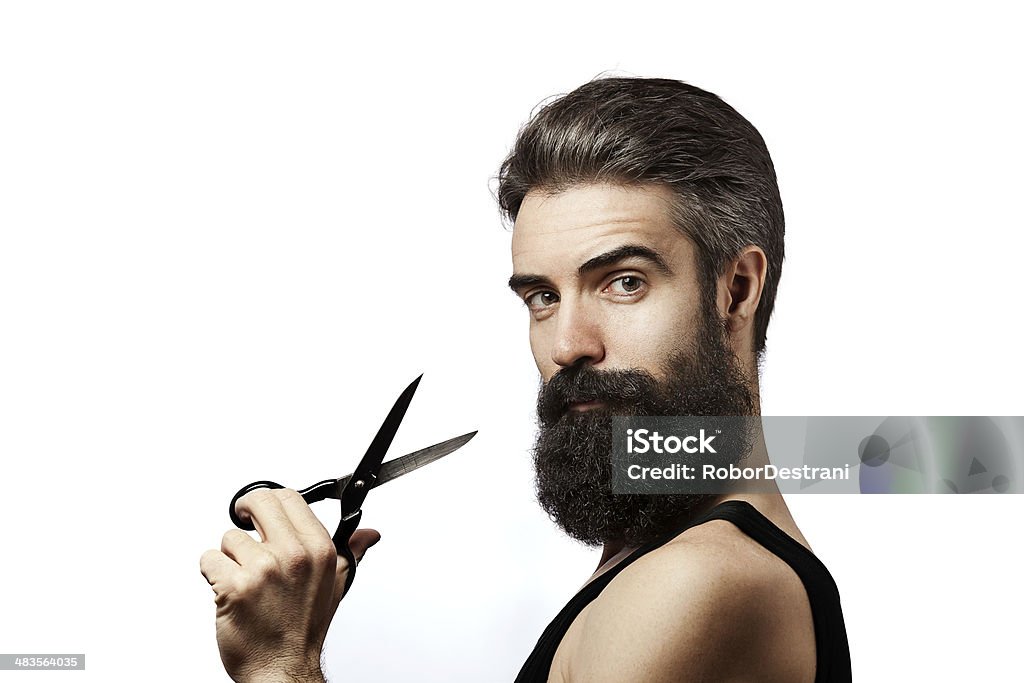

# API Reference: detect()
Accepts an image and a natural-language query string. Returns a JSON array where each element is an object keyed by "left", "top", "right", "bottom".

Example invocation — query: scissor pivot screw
[{"left": 353, "top": 480, "right": 365, "bottom": 489}]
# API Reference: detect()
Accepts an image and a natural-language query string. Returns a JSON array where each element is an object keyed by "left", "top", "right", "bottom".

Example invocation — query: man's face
[
  {"left": 510, "top": 183, "right": 755, "bottom": 546},
  {"left": 510, "top": 183, "right": 704, "bottom": 387}
]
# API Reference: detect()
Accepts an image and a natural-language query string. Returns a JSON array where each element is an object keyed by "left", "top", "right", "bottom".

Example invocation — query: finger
[
  {"left": 234, "top": 488, "right": 300, "bottom": 544},
  {"left": 221, "top": 527, "right": 266, "bottom": 565},
  {"left": 275, "top": 488, "right": 330, "bottom": 542},
  {"left": 200, "top": 548, "right": 240, "bottom": 588},
  {"left": 348, "top": 528, "right": 382, "bottom": 563},
  {"left": 333, "top": 529, "right": 380, "bottom": 604}
]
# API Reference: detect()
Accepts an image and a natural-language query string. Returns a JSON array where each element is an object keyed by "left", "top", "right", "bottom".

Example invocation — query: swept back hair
[{"left": 496, "top": 77, "right": 784, "bottom": 359}]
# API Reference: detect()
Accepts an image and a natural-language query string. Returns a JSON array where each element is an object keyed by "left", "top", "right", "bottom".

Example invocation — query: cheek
[
  {"left": 528, "top": 323, "right": 556, "bottom": 379},
  {"left": 604, "top": 300, "right": 691, "bottom": 370}
]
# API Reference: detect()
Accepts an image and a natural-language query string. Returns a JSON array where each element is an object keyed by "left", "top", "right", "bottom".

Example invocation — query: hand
[{"left": 200, "top": 488, "right": 381, "bottom": 682}]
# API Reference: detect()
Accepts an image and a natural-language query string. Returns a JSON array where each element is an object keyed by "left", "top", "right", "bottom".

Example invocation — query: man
[{"left": 201, "top": 77, "right": 851, "bottom": 682}]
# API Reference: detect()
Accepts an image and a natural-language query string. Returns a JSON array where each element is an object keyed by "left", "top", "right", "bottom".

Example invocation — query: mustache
[{"left": 537, "top": 364, "right": 660, "bottom": 427}]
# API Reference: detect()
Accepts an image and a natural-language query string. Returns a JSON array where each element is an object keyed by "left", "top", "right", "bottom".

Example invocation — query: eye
[
  {"left": 525, "top": 290, "right": 559, "bottom": 311},
  {"left": 605, "top": 275, "right": 647, "bottom": 297}
]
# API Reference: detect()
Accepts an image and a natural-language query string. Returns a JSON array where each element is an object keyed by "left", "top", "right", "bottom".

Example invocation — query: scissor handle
[
  {"left": 228, "top": 480, "right": 284, "bottom": 531},
  {"left": 334, "top": 509, "right": 362, "bottom": 598},
  {"left": 229, "top": 478, "right": 343, "bottom": 531}
]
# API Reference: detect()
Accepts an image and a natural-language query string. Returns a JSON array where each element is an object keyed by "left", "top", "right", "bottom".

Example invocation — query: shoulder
[{"left": 560, "top": 520, "right": 816, "bottom": 683}]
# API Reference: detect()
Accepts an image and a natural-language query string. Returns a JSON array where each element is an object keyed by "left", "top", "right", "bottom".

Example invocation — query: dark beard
[{"left": 532, "top": 311, "right": 756, "bottom": 547}]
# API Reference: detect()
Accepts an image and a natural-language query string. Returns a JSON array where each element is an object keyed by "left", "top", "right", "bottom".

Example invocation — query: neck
[{"left": 594, "top": 417, "right": 778, "bottom": 576}]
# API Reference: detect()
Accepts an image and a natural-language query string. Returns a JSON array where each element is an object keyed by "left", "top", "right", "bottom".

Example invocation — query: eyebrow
[{"left": 508, "top": 244, "right": 674, "bottom": 293}]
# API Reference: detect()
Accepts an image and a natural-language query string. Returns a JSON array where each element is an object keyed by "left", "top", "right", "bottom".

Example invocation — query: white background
[{"left": 1, "top": 2, "right": 1021, "bottom": 681}]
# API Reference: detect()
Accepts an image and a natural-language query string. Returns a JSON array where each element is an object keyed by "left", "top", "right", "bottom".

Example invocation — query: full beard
[{"left": 532, "top": 310, "right": 756, "bottom": 547}]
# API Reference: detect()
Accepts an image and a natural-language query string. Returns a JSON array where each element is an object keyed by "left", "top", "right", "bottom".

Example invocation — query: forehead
[{"left": 511, "top": 183, "right": 695, "bottom": 274}]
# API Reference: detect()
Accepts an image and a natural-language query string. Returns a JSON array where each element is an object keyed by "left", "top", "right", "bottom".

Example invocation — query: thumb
[
  {"left": 348, "top": 528, "right": 382, "bottom": 563},
  {"left": 334, "top": 528, "right": 382, "bottom": 599},
  {"left": 333, "top": 528, "right": 382, "bottom": 581}
]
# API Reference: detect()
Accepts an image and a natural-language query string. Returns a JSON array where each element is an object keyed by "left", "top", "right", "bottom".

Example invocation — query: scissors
[{"left": 228, "top": 374, "right": 476, "bottom": 596}]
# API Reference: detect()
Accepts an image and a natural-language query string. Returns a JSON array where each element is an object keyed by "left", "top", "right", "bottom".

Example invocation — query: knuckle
[
  {"left": 231, "top": 573, "right": 253, "bottom": 597},
  {"left": 309, "top": 541, "right": 337, "bottom": 568},
  {"left": 213, "top": 588, "right": 233, "bottom": 608},
  {"left": 250, "top": 552, "right": 280, "bottom": 579},
  {"left": 279, "top": 546, "right": 313, "bottom": 573}
]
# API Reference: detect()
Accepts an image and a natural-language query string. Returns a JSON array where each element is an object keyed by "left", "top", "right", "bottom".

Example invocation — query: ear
[{"left": 717, "top": 246, "right": 767, "bottom": 335}]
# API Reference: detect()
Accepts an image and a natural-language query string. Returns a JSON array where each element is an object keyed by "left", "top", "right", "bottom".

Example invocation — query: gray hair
[{"left": 496, "top": 77, "right": 784, "bottom": 359}]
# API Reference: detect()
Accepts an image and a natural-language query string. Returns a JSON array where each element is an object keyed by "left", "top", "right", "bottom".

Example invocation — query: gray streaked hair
[{"left": 496, "top": 77, "right": 784, "bottom": 360}]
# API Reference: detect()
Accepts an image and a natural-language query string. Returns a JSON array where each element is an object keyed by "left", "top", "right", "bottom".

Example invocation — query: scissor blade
[
  {"left": 341, "top": 375, "right": 423, "bottom": 515},
  {"left": 336, "top": 431, "right": 477, "bottom": 492}
]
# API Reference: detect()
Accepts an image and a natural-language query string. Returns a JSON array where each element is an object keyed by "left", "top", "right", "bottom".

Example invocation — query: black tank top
[{"left": 515, "top": 500, "right": 852, "bottom": 682}]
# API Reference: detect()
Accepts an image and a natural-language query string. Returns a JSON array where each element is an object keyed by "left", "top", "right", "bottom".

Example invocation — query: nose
[{"left": 550, "top": 299, "right": 606, "bottom": 369}]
